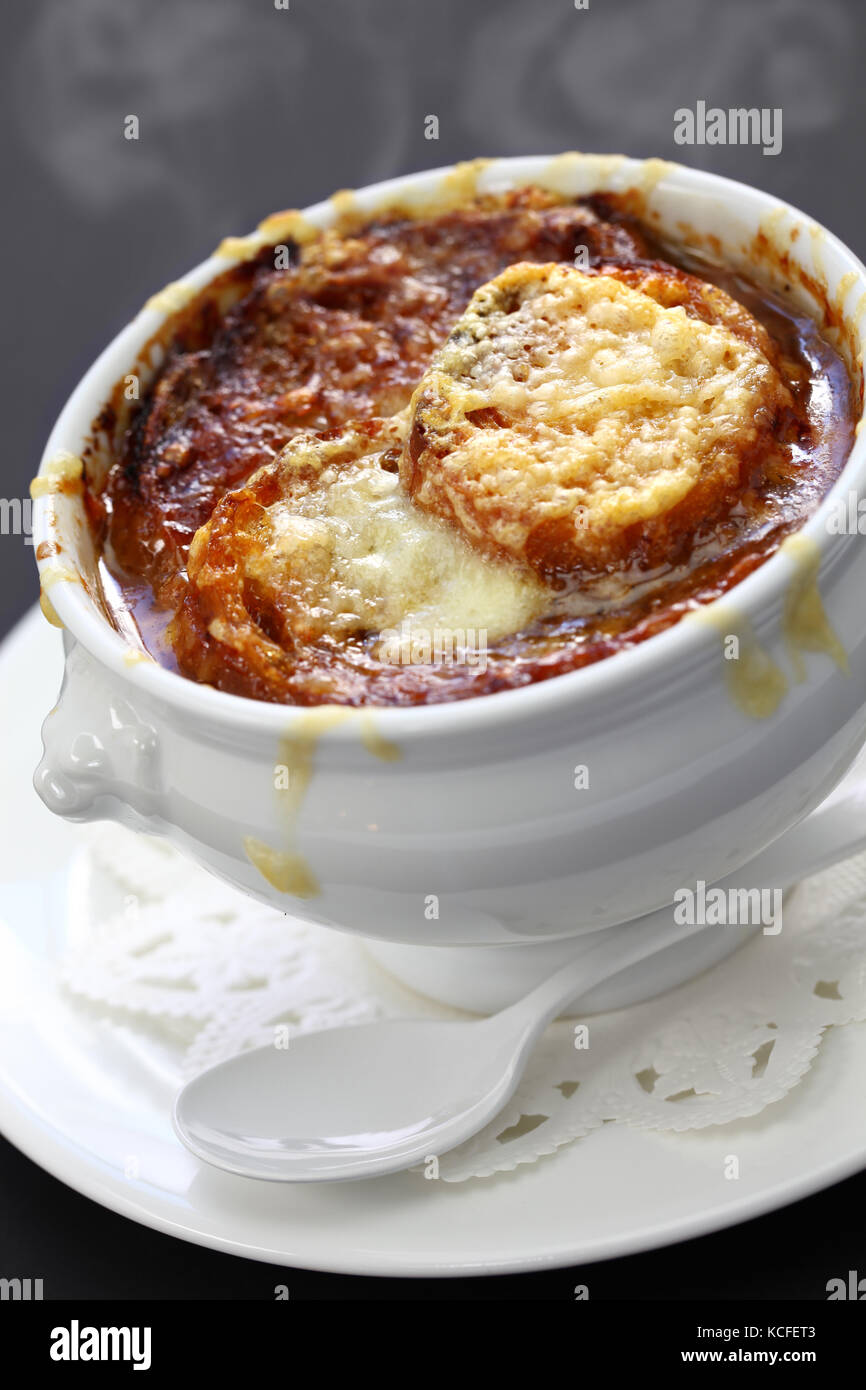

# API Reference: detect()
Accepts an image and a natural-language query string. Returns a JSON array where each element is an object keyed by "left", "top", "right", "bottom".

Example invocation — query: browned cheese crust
[
  {"left": 96, "top": 189, "right": 857, "bottom": 705},
  {"left": 105, "top": 190, "right": 650, "bottom": 611},
  {"left": 402, "top": 260, "right": 795, "bottom": 581}
]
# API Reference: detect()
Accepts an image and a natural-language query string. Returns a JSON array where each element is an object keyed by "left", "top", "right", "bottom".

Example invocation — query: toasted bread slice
[
  {"left": 169, "top": 413, "right": 544, "bottom": 702},
  {"left": 401, "top": 261, "right": 794, "bottom": 579}
]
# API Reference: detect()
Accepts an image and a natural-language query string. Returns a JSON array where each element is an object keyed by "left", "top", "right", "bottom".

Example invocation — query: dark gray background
[{"left": 2, "top": 0, "right": 866, "bottom": 1300}]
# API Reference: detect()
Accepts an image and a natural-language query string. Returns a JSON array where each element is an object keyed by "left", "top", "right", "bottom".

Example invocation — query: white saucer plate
[{"left": 2, "top": 608, "right": 865, "bottom": 1277}]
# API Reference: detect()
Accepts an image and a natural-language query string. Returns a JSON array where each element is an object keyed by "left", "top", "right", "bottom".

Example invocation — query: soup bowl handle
[{"left": 34, "top": 636, "right": 166, "bottom": 832}]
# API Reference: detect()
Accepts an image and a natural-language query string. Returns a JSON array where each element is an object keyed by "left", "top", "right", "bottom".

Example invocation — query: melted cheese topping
[
  {"left": 215, "top": 210, "right": 319, "bottom": 262},
  {"left": 403, "top": 262, "right": 790, "bottom": 575},
  {"left": 30, "top": 451, "right": 84, "bottom": 499},
  {"left": 239, "top": 432, "right": 545, "bottom": 656},
  {"left": 143, "top": 281, "right": 198, "bottom": 316}
]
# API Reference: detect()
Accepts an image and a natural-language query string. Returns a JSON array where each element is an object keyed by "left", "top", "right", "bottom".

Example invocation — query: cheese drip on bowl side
[{"left": 401, "top": 261, "right": 795, "bottom": 579}]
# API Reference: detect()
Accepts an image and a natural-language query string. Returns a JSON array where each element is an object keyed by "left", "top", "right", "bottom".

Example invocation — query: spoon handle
[
  {"left": 501, "top": 914, "right": 705, "bottom": 1039},
  {"left": 734, "top": 768, "right": 866, "bottom": 890},
  {"left": 503, "top": 761, "right": 866, "bottom": 1037}
]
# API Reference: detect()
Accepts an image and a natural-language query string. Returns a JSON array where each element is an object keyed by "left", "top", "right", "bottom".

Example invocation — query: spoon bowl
[
  {"left": 174, "top": 762, "right": 866, "bottom": 1181},
  {"left": 174, "top": 1017, "right": 528, "bottom": 1182},
  {"left": 173, "top": 909, "right": 717, "bottom": 1181}
]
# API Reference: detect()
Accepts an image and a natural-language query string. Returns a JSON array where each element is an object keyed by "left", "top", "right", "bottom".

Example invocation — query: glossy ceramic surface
[{"left": 32, "top": 155, "right": 866, "bottom": 948}]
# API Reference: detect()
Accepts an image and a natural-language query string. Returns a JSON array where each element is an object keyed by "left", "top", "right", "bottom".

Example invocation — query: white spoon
[{"left": 174, "top": 764, "right": 866, "bottom": 1182}]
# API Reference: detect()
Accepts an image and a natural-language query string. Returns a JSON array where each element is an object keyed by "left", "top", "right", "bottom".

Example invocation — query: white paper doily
[{"left": 60, "top": 824, "right": 866, "bottom": 1183}]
